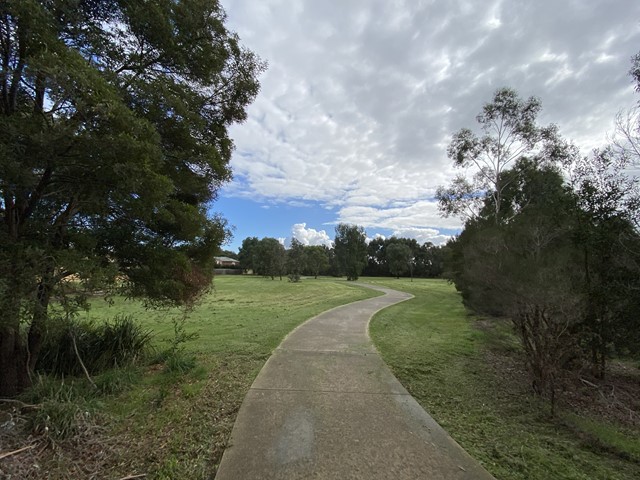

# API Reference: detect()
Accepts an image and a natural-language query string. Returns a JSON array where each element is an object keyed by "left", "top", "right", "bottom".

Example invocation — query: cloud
[
  {"left": 390, "top": 228, "right": 451, "bottom": 246},
  {"left": 287, "top": 223, "right": 333, "bottom": 248},
  {"left": 222, "top": 0, "right": 640, "bottom": 239}
]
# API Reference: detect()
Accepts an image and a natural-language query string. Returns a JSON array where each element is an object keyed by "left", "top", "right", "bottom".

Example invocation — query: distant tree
[
  {"left": 437, "top": 87, "right": 572, "bottom": 223},
  {"left": 238, "top": 237, "right": 260, "bottom": 273},
  {"left": 334, "top": 224, "right": 367, "bottom": 281},
  {"left": 414, "top": 242, "right": 446, "bottom": 278},
  {"left": 255, "top": 238, "right": 285, "bottom": 280},
  {"left": 286, "top": 238, "right": 306, "bottom": 282},
  {"left": 365, "top": 237, "right": 388, "bottom": 276},
  {"left": 386, "top": 243, "right": 412, "bottom": 279},
  {"left": 0, "top": 0, "right": 263, "bottom": 396},
  {"left": 305, "top": 245, "right": 329, "bottom": 279}
]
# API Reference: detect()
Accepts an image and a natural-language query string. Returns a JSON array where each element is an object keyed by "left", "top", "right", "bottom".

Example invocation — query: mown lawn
[
  {"left": 8, "top": 276, "right": 379, "bottom": 480},
  {"left": 367, "top": 277, "right": 640, "bottom": 480}
]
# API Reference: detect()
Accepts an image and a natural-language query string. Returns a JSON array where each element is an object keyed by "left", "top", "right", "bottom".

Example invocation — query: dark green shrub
[{"left": 36, "top": 315, "right": 153, "bottom": 376}]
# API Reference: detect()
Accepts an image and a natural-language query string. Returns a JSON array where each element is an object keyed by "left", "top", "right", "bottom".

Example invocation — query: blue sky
[
  {"left": 215, "top": 0, "right": 640, "bottom": 252},
  {"left": 214, "top": 195, "right": 338, "bottom": 251}
]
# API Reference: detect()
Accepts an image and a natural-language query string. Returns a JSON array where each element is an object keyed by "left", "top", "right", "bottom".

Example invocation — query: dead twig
[
  {"left": 0, "top": 444, "right": 36, "bottom": 460},
  {"left": 118, "top": 475, "right": 146, "bottom": 480},
  {"left": 0, "top": 398, "right": 40, "bottom": 411},
  {"left": 71, "top": 332, "right": 97, "bottom": 389},
  {"left": 579, "top": 377, "right": 599, "bottom": 388}
]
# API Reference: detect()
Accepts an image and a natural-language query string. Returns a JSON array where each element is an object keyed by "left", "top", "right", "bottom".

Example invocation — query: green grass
[
  {"left": 367, "top": 277, "right": 640, "bottom": 480},
  {"left": 26, "top": 276, "right": 379, "bottom": 479}
]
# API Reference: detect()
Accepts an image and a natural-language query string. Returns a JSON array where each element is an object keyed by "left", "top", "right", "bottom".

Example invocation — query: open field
[
  {"left": 4, "top": 276, "right": 379, "bottom": 480},
  {"left": 5, "top": 276, "right": 639, "bottom": 479},
  {"left": 367, "top": 277, "right": 640, "bottom": 480}
]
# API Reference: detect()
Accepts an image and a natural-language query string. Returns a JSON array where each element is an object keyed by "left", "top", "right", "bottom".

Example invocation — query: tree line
[
  {"left": 237, "top": 226, "right": 447, "bottom": 281},
  {"left": 437, "top": 59, "right": 640, "bottom": 413}
]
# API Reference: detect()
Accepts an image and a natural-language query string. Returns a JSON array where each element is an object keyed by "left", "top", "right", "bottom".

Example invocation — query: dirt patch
[{"left": 476, "top": 319, "right": 640, "bottom": 430}]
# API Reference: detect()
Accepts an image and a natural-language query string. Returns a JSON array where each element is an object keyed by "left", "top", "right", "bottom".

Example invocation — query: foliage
[
  {"left": 369, "top": 278, "right": 640, "bottom": 480},
  {"left": 160, "top": 317, "right": 199, "bottom": 373},
  {"left": 569, "top": 149, "right": 640, "bottom": 376},
  {"left": 36, "top": 315, "right": 153, "bottom": 377},
  {"left": 286, "top": 238, "right": 306, "bottom": 281},
  {"left": 364, "top": 236, "right": 445, "bottom": 278},
  {"left": 334, "top": 223, "right": 368, "bottom": 281},
  {"left": 439, "top": 81, "right": 640, "bottom": 408},
  {"left": 254, "top": 237, "right": 286, "bottom": 279},
  {"left": 304, "top": 245, "right": 330, "bottom": 278},
  {"left": 386, "top": 242, "right": 412, "bottom": 278},
  {"left": 238, "top": 236, "right": 260, "bottom": 272},
  {"left": 0, "top": 0, "right": 264, "bottom": 396},
  {"left": 437, "top": 87, "right": 574, "bottom": 222}
]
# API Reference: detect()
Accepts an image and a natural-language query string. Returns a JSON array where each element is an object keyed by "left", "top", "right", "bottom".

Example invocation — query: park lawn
[
  {"left": 22, "top": 276, "right": 380, "bottom": 480},
  {"left": 367, "top": 277, "right": 640, "bottom": 480}
]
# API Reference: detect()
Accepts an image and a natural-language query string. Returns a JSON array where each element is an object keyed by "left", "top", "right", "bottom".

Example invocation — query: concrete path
[{"left": 215, "top": 283, "right": 496, "bottom": 480}]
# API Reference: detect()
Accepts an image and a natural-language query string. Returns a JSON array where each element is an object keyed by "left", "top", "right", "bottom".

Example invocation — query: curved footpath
[{"left": 215, "top": 283, "right": 496, "bottom": 480}]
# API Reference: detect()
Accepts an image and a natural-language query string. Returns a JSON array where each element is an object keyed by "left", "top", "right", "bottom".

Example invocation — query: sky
[{"left": 213, "top": 0, "right": 640, "bottom": 252}]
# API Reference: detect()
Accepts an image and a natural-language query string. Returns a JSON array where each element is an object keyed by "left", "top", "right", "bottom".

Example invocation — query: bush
[{"left": 37, "top": 315, "right": 153, "bottom": 377}]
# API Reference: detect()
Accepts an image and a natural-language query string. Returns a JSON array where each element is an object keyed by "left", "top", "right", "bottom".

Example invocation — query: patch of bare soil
[
  {"left": 0, "top": 404, "right": 117, "bottom": 480},
  {"left": 475, "top": 318, "right": 640, "bottom": 431},
  {"left": 560, "top": 362, "right": 640, "bottom": 429}
]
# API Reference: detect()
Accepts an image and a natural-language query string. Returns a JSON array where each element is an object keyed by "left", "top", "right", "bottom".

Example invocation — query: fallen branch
[
  {"left": 0, "top": 444, "right": 36, "bottom": 460},
  {"left": 0, "top": 398, "right": 40, "bottom": 411},
  {"left": 72, "top": 332, "right": 97, "bottom": 389},
  {"left": 118, "top": 475, "right": 146, "bottom": 480},
  {"left": 579, "top": 377, "right": 599, "bottom": 388}
]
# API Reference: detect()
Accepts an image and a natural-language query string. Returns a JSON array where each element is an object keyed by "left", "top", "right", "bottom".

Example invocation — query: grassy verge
[
  {"left": 367, "top": 277, "right": 640, "bottom": 480},
  {"left": 3, "top": 276, "right": 379, "bottom": 479}
]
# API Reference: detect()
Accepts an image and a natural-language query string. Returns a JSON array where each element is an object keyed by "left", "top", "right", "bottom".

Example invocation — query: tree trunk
[
  {"left": 28, "top": 279, "right": 50, "bottom": 372},
  {"left": 0, "top": 327, "right": 30, "bottom": 397}
]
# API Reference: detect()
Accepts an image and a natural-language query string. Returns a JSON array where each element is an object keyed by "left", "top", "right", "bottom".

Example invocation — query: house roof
[{"left": 215, "top": 256, "right": 239, "bottom": 263}]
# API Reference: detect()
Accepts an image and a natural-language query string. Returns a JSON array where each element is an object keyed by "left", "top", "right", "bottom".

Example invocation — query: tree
[
  {"left": 255, "top": 238, "right": 285, "bottom": 280},
  {"left": 286, "top": 238, "right": 306, "bottom": 282},
  {"left": 364, "top": 236, "right": 388, "bottom": 276},
  {"left": 437, "top": 87, "right": 571, "bottom": 223},
  {"left": 570, "top": 149, "right": 640, "bottom": 377},
  {"left": 238, "top": 237, "right": 260, "bottom": 273},
  {"left": 0, "top": 0, "right": 264, "bottom": 396},
  {"left": 609, "top": 52, "right": 640, "bottom": 169},
  {"left": 386, "top": 243, "right": 412, "bottom": 279},
  {"left": 334, "top": 223, "right": 367, "bottom": 281},
  {"left": 449, "top": 159, "right": 584, "bottom": 413},
  {"left": 304, "top": 245, "right": 329, "bottom": 279}
]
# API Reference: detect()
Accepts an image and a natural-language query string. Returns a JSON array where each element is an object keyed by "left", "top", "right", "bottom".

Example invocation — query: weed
[{"left": 161, "top": 317, "right": 199, "bottom": 373}]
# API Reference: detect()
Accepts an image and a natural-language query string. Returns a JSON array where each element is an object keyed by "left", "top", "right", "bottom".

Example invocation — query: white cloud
[
  {"left": 390, "top": 228, "right": 451, "bottom": 246},
  {"left": 222, "top": 0, "right": 640, "bottom": 239},
  {"left": 287, "top": 223, "right": 333, "bottom": 248}
]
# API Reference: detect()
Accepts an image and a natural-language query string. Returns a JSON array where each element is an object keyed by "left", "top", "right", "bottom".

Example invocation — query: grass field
[
  {"left": 7, "top": 276, "right": 639, "bottom": 479},
  {"left": 8, "top": 276, "right": 379, "bottom": 480},
  {"left": 367, "top": 277, "right": 640, "bottom": 480}
]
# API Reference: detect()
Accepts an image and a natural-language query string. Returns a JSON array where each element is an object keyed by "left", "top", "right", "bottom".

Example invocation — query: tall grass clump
[{"left": 37, "top": 314, "right": 153, "bottom": 377}]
